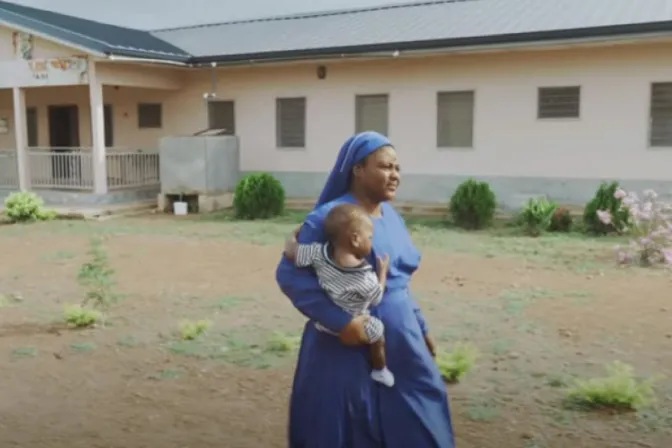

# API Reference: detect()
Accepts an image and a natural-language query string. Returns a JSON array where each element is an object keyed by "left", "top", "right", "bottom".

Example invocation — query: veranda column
[
  {"left": 88, "top": 59, "right": 107, "bottom": 194},
  {"left": 11, "top": 87, "right": 29, "bottom": 191}
]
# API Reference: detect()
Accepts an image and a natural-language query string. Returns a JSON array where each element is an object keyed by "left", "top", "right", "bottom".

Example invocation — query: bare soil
[{"left": 0, "top": 216, "right": 670, "bottom": 448}]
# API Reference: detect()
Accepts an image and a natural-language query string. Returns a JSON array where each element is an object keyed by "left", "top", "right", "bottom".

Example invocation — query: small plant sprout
[
  {"left": 63, "top": 304, "right": 102, "bottom": 328},
  {"left": 265, "top": 332, "right": 301, "bottom": 354},
  {"left": 597, "top": 188, "right": 672, "bottom": 266},
  {"left": 78, "top": 237, "right": 119, "bottom": 309},
  {"left": 565, "top": 361, "right": 660, "bottom": 412},
  {"left": 436, "top": 342, "right": 479, "bottom": 384},
  {"left": 179, "top": 319, "right": 212, "bottom": 340}
]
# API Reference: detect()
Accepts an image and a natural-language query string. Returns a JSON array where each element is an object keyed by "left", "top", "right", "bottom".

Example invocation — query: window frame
[
  {"left": 436, "top": 90, "right": 476, "bottom": 149},
  {"left": 137, "top": 102, "right": 163, "bottom": 129},
  {"left": 275, "top": 96, "right": 307, "bottom": 149},
  {"left": 537, "top": 86, "right": 581, "bottom": 120}
]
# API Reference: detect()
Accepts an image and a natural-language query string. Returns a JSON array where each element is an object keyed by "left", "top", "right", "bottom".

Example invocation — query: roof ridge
[{"left": 150, "top": 0, "right": 473, "bottom": 32}]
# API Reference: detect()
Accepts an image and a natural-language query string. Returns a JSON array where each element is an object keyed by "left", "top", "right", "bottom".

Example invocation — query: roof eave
[{"left": 188, "top": 21, "right": 672, "bottom": 65}]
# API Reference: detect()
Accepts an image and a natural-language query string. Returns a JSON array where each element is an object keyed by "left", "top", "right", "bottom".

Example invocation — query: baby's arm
[{"left": 362, "top": 271, "right": 385, "bottom": 307}]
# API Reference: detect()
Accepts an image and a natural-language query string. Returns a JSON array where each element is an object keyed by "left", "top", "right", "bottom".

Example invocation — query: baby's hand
[
  {"left": 284, "top": 225, "right": 302, "bottom": 261},
  {"left": 377, "top": 254, "right": 390, "bottom": 278}
]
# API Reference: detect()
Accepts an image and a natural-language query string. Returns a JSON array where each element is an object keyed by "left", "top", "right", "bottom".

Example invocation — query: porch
[
  {"left": 0, "top": 147, "right": 159, "bottom": 205},
  {"left": 0, "top": 59, "right": 183, "bottom": 206}
]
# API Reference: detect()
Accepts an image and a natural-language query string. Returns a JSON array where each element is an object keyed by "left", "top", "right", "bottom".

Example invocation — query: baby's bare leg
[
  {"left": 367, "top": 317, "right": 395, "bottom": 387},
  {"left": 370, "top": 337, "right": 387, "bottom": 370}
]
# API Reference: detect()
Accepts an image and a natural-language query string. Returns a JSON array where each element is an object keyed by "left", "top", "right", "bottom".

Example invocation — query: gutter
[
  {"left": 188, "top": 21, "right": 672, "bottom": 66},
  {"left": 106, "top": 53, "right": 190, "bottom": 67}
]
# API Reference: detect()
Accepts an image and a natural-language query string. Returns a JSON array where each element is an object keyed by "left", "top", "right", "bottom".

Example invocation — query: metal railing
[
  {"left": 106, "top": 150, "right": 160, "bottom": 190},
  {"left": 0, "top": 150, "right": 18, "bottom": 188},
  {"left": 2, "top": 147, "right": 161, "bottom": 192},
  {"left": 28, "top": 148, "right": 94, "bottom": 190}
]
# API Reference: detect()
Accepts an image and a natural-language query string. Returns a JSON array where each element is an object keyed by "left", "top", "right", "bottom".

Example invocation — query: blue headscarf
[{"left": 315, "top": 131, "right": 392, "bottom": 208}]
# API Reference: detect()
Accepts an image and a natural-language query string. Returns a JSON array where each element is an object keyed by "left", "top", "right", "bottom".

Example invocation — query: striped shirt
[{"left": 296, "top": 242, "right": 385, "bottom": 341}]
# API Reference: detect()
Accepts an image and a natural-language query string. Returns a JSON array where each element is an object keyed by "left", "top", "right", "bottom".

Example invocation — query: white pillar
[
  {"left": 12, "top": 87, "right": 29, "bottom": 191},
  {"left": 88, "top": 59, "right": 107, "bottom": 194}
]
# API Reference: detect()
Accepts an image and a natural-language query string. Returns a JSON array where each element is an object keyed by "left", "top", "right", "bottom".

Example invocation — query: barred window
[
  {"left": 355, "top": 94, "right": 389, "bottom": 136},
  {"left": 137, "top": 103, "right": 162, "bottom": 128},
  {"left": 437, "top": 91, "right": 474, "bottom": 148},
  {"left": 276, "top": 97, "right": 306, "bottom": 148},
  {"left": 649, "top": 83, "right": 672, "bottom": 147},
  {"left": 537, "top": 86, "right": 580, "bottom": 119}
]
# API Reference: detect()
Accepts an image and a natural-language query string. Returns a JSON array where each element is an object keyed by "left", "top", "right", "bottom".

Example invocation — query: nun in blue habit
[{"left": 276, "top": 131, "right": 455, "bottom": 448}]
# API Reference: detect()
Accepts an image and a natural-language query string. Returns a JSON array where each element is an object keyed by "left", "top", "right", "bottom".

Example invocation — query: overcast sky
[{"left": 7, "top": 0, "right": 417, "bottom": 29}]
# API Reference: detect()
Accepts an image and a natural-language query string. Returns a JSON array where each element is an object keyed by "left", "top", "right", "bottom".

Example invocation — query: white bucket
[{"left": 173, "top": 201, "right": 188, "bottom": 216}]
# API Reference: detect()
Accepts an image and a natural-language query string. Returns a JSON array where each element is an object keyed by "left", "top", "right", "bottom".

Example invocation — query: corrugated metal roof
[
  {"left": 2, "top": 0, "right": 672, "bottom": 63},
  {"left": 0, "top": 0, "right": 189, "bottom": 60},
  {"left": 151, "top": 0, "right": 672, "bottom": 61}
]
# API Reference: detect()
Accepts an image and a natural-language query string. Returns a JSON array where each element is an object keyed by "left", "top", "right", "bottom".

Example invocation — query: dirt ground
[{"left": 0, "top": 215, "right": 671, "bottom": 448}]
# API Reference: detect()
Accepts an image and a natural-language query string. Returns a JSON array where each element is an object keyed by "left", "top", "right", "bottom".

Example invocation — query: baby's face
[{"left": 353, "top": 218, "right": 374, "bottom": 257}]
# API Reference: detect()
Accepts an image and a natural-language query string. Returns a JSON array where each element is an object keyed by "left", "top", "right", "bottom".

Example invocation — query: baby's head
[{"left": 324, "top": 203, "right": 373, "bottom": 258}]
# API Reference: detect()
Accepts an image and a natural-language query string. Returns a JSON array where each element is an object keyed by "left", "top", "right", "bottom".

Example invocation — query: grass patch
[
  {"left": 148, "top": 368, "right": 183, "bottom": 380},
  {"left": 70, "top": 342, "right": 97, "bottom": 352},
  {"left": 436, "top": 342, "right": 479, "bottom": 383},
  {"left": 12, "top": 347, "right": 37, "bottom": 359},
  {"left": 168, "top": 329, "right": 301, "bottom": 369},
  {"left": 564, "top": 361, "right": 660, "bottom": 412},
  {"left": 464, "top": 397, "right": 500, "bottom": 422},
  {"left": 0, "top": 293, "right": 22, "bottom": 308},
  {"left": 178, "top": 319, "right": 212, "bottom": 340},
  {"left": 117, "top": 335, "right": 140, "bottom": 348},
  {"left": 212, "top": 296, "right": 242, "bottom": 311},
  {"left": 63, "top": 304, "right": 101, "bottom": 328}
]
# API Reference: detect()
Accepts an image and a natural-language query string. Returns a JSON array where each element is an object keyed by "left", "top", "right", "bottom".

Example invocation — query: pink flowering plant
[
  {"left": 583, "top": 182, "right": 631, "bottom": 235},
  {"left": 597, "top": 188, "right": 672, "bottom": 266}
]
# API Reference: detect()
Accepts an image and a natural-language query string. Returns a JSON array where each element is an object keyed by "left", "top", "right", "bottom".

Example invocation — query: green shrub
[
  {"left": 436, "top": 342, "right": 479, "bottom": 384},
  {"left": 449, "top": 179, "right": 497, "bottom": 230},
  {"left": 565, "top": 361, "right": 659, "bottom": 412},
  {"left": 3, "top": 191, "right": 55, "bottom": 223},
  {"left": 233, "top": 173, "right": 285, "bottom": 220},
  {"left": 519, "top": 197, "right": 558, "bottom": 236},
  {"left": 549, "top": 206, "right": 573, "bottom": 232},
  {"left": 583, "top": 182, "right": 630, "bottom": 235}
]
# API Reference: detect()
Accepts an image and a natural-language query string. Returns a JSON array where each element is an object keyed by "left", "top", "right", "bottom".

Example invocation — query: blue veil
[{"left": 315, "top": 131, "right": 392, "bottom": 208}]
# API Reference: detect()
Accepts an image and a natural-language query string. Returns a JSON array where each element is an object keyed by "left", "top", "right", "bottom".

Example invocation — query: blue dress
[{"left": 276, "top": 193, "right": 455, "bottom": 448}]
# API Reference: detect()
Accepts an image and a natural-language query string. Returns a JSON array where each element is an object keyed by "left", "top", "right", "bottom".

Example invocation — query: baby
[{"left": 284, "top": 203, "right": 394, "bottom": 387}]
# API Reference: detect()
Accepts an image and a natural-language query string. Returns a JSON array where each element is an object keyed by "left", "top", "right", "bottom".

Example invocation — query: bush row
[{"left": 230, "top": 173, "right": 634, "bottom": 239}]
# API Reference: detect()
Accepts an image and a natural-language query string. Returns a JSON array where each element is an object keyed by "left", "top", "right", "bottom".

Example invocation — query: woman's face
[{"left": 353, "top": 146, "right": 400, "bottom": 202}]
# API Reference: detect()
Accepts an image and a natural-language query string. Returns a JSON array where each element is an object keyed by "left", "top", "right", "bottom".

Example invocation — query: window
[
  {"left": 137, "top": 103, "right": 162, "bottom": 128},
  {"left": 26, "top": 107, "right": 37, "bottom": 147},
  {"left": 276, "top": 97, "right": 306, "bottom": 148},
  {"left": 650, "top": 83, "right": 672, "bottom": 147},
  {"left": 207, "top": 100, "right": 235, "bottom": 134},
  {"left": 355, "top": 94, "right": 388, "bottom": 136},
  {"left": 537, "top": 86, "right": 581, "bottom": 119},
  {"left": 437, "top": 91, "right": 475, "bottom": 148}
]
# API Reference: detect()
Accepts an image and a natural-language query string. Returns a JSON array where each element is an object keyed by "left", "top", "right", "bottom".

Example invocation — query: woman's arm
[{"left": 275, "top": 213, "right": 353, "bottom": 334}]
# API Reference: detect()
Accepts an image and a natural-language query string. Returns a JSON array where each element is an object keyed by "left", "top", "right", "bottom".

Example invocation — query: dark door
[
  {"left": 26, "top": 107, "right": 38, "bottom": 147},
  {"left": 48, "top": 105, "right": 80, "bottom": 183},
  {"left": 104, "top": 104, "right": 113, "bottom": 147}
]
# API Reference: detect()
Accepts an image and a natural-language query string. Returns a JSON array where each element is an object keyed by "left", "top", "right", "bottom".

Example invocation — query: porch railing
[
  {"left": 28, "top": 148, "right": 94, "bottom": 190},
  {"left": 106, "top": 150, "right": 160, "bottom": 190},
  {"left": 0, "top": 150, "right": 18, "bottom": 188},
  {"left": 19, "top": 147, "right": 160, "bottom": 191}
]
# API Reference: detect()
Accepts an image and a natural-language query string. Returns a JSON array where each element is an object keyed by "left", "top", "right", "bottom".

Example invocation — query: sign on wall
[{"left": 27, "top": 57, "right": 88, "bottom": 84}]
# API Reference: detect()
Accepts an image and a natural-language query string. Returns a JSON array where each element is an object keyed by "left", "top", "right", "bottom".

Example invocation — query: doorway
[{"left": 48, "top": 105, "right": 80, "bottom": 184}]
